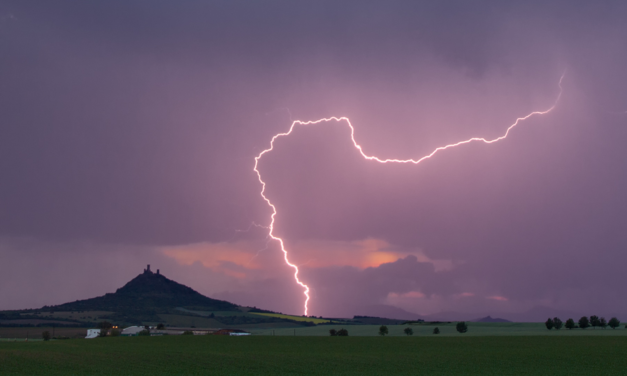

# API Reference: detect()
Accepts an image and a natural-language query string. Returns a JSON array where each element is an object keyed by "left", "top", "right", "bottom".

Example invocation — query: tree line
[{"left": 546, "top": 316, "right": 621, "bottom": 330}]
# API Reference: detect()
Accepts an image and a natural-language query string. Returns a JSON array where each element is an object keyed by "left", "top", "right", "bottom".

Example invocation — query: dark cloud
[{"left": 1, "top": 1, "right": 626, "bottom": 318}]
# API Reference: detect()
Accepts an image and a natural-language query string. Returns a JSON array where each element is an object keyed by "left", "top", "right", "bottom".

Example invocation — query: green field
[
  {"left": 249, "top": 312, "right": 331, "bottom": 324},
  {"left": 250, "top": 322, "right": 627, "bottom": 336},
  {"left": 1, "top": 335, "right": 627, "bottom": 375}
]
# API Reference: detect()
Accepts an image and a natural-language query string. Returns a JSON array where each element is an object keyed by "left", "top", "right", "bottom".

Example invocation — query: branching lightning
[{"left": 254, "top": 74, "right": 565, "bottom": 316}]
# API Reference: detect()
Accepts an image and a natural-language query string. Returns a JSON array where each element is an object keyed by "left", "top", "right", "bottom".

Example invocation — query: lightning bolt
[{"left": 254, "top": 73, "right": 565, "bottom": 316}]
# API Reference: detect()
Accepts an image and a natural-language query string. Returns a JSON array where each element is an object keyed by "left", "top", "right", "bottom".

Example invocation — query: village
[{"left": 85, "top": 325, "right": 250, "bottom": 338}]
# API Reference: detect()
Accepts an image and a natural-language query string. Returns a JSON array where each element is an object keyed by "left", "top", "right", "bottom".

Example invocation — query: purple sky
[{"left": 1, "top": 1, "right": 626, "bottom": 320}]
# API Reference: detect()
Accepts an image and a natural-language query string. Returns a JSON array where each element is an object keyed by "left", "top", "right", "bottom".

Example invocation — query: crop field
[
  {"left": 1, "top": 335, "right": 627, "bottom": 375},
  {"left": 0, "top": 327, "right": 87, "bottom": 340},
  {"left": 249, "top": 312, "right": 331, "bottom": 324},
  {"left": 251, "top": 322, "right": 627, "bottom": 336}
]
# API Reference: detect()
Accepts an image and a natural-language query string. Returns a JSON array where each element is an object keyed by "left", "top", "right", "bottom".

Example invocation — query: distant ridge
[{"left": 473, "top": 316, "right": 512, "bottom": 323}]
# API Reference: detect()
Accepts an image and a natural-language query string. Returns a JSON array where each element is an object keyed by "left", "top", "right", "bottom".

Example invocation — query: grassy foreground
[{"left": 1, "top": 336, "right": 627, "bottom": 375}]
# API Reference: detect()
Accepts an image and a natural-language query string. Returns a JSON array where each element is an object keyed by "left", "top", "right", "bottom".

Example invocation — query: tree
[
  {"left": 42, "top": 331, "right": 51, "bottom": 341},
  {"left": 590, "top": 315, "right": 600, "bottom": 329},
  {"left": 608, "top": 317, "right": 620, "bottom": 329},
  {"left": 565, "top": 318, "right": 576, "bottom": 330},
  {"left": 578, "top": 316, "right": 590, "bottom": 329},
  {"left": 599, "top": 317, "right": 607, "bottom": 329},
  {"left": 329, "top": 329, "right": 337, "bottom": 336},
  {"left": 404, "top": 327, "right": 413, "bottom": 336},
  {"left": 456, "top": 322, "right": 468, "bottom": 333},
  {"left": 545, "top": 318, "right": 554, "bottom": 330},
  {"left": 97, "top": 321, "right": 113, "bottom": 330},
  {"left": 433, "top": 327, "right": 440, "bottom": 334},
  {"left": 156, "top": 323, "right": 165, "bottom": 330},
  {"left": 379, "top": 325, "right": 389, "bottom": 336},
  {"left": 337, "top": 328, "right": 349, "bottom": 336},
  {"left": 553, "top": 317, "right": 563, "bottom": 330}
]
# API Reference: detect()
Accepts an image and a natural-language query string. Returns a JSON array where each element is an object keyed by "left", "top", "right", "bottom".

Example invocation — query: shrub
[
  {"left": 110, "top": 329, "right": 121, "bottom": 337},
  {"left": 578, "top": 316, "right": 590, "bottom": 329},
  {"left": 378, "top": 325, "right": 388, "bottom": 336},
  {"left": 156, "top": 323, "right": 165, "bottom": 330},
  {"left": 433, "top": 327, "right": 440, "bottom": 334},
  {"left": 404, "top": 327, "right": 413, "bottom": 336},
  {"left": 565, "top": 318, "right": 575, "bottom": 330},
  {"left": 456, "top": 322, "right": 468, "bottom": 333},
  {"left": 97, "top": 321, "right": 113, "bottom": 330},
  {"left": 545, "top": 318, "right": 554, "bottom": 330},
  {"left": 138, "top": 330, "right": 150, "bottom": 336},
  {"left": 608, "top": 317, "right": 620, "bottom": 329},
  {"left": 42, "top": 331, "right": 51, "bottom": 341},
  {"left": 98, "top": 329, "right": 108, "bottom": 337},
  {"left": 329, "top": 329, "right": 337, "bottom": 336},
  {"left": 336, "top": 329, "right": 348, "bottom": 336},
  {"left": 553, "top": 317, "right": 563, "bottom": 330},
  {"left": 182, "top": 331, "right": 194, "bottom": 335}
]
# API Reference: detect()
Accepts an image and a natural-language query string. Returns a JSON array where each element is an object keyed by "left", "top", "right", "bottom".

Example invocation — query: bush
[
  {"left": 456, "top": 322, "right": 468, "bottom": 333},
  {"left": 97, "top": 321, "right": 113, "bottom": 330},
  {"left": 98, "top": 329, "right": 108, "bottom": 337},
  {"left": 545, "top": 318, "right": 554, "bottom": 330},
  {"left": 156, "top": 323, "right": 165, "bottom": 330},
  {"left": 404, "top": 327, "right": 413, "bottom": 336},
  {"left": 608, "top": 317, "right": 620, "bottom": 329},
  {"left": 329, "top": 329, "right": 337, "bottom": 336},
  {"left": 182, "top": 331, "right": 194, "bottom": 335},
  {"left": 565, "top": 318, "right": 575, "bottom": 330},
  {"left": 578, "top": 316, "right": 590, "bottom": 329},
  {"left": 336, "top": 329, "right": 348, "bottom": 336},
  {"left": 42, "top": 331, "right": 51, "bottom": 341},
  {"left": 138, "top": 330, "right": 150, "bottom": 336},
  {"left": 433, "top": 327, "right": 440, "bottom": 334},
  {"left": 553, "top": 317, "right": 563, "bottom": 330},
  {"left": 110, "top": 329, "right": 121, "bottom": 337},
  {"left": 378, "top": 325, "right": 388, "bottom": 336}
]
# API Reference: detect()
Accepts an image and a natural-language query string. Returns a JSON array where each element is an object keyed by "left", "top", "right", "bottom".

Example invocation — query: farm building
[
  {"left": 150, "top": 327, "right": 218, "bottom": 336},
  {"left": 213, "top": 329, "right": 250, "bottom": 336},
  {"left": 121, "top": 326, "right": 146, "bottom": 336},
  {"left": 85, "top": 329, "right": 100, "bottom": 339}
]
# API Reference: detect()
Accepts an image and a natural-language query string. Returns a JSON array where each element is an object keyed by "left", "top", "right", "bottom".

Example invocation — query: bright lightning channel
[{"left": 254, "top": 74, "right": 565, "bottom": 316}]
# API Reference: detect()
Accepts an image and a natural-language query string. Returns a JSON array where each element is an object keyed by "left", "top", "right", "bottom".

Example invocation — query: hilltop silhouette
[{"left": 52, "top": 265, "right": 238, "bottom": 313}]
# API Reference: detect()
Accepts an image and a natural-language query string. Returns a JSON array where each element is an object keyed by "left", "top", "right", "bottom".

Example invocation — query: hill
[
  {"left": 51, "top": 265, "right": 239, "bottom": 313},
  {"left": 0, "top": 265, "right": 320, "bottom": 328},
  {"left": 473, "top": 316, "right": 512, "bottom": 323}
]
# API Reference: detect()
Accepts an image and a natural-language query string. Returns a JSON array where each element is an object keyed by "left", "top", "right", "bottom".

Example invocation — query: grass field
[
  {"left": 251, "top": 322, "right": 627, "bottom": 336},
  {"left": 1, "top": 335, "right": 627, "bottom": 375},
  {"left": 249, "top": 312, "right": 331, "bottom": 324},
  {"left": 0, "top": 327, "right": 87, "bottom": 340}
]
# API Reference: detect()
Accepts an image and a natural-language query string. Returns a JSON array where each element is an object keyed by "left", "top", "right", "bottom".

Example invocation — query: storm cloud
[{"left": 1, "top": 1, "right": 626, "bottom": 319}]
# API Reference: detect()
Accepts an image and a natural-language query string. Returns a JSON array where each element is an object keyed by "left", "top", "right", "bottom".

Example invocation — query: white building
[
  {"left": 85, "top": 329, "right": 100, "bottom": 339},
  {"left": 121, "top": 326, "right": 146, "bottom": 336}
]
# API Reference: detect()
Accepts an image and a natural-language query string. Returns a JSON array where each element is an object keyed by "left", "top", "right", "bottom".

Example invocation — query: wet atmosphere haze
[{"left": 1, "top": 1, "right": 626, "bottom": 320}]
